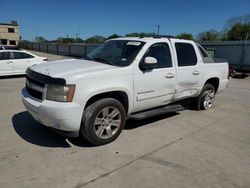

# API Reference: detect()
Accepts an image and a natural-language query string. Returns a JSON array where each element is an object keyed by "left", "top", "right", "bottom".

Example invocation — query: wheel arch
[
  {"left": 204, "top": 77, "right": 219, "bottom": 93},
  {"left": 84, "top": 91, "right": 129, "bottom": 114}
]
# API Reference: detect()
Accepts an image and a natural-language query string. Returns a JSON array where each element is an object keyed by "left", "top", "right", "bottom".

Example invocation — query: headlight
[{"left": 46, "top": 84, "right": 75, "bottom": 102}]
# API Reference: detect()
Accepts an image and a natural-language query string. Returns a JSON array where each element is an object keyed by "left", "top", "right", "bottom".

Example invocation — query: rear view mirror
[
  {"left": 144, "top": 57, "right": 157, "bottom": 64},
  {"left": 140, "top": 57, "right": 157, "bottom": 71}
]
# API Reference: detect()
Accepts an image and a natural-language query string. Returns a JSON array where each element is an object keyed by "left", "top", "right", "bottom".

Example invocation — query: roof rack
[
  {"left": 152, "top": 35, "right": 177, "bottom": 39},
  {"left": 138, "top": 35, "right": 177, "bottom": 39}
]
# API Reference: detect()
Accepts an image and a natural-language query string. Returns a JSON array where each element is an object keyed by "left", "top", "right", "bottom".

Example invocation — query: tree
[
  {"left": 176, "top": 33, "right": 194, "bottom": 40},
  {"left": 74, "top": 37, "right": 84, "bottom": 43},
  {"left": 226, "top": 23, "right": 250, "bottom": 41},
  {"left": 55, "top": 37, "right": 74, "bottom": 43},
  {"left": 125, "top": 32, "right": 155, "bottom": 37},
  {"left": 107, "top": 34, "right": 122, "bottom": 39},
  {"left": 19, "top": 40, "right": 31, "bottom": 48},
  {"left": 224, "top": 14, "right": 250, "bottom": 32},
  {"left": 34, "top": 36, "right": 48, "bottom": 43},
  {"left": 85, "top": 35, "right": 106, "bottom": 44},
  {"left": 196, "top": 30, "right": 221, "bottom": 41}
]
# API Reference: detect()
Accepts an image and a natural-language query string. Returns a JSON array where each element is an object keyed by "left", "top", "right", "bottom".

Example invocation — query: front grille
[
  {"left": 26, "top": 76, "right": 45, "bottom": 87},
  {"left": 26, "top": 84, "right": 43, "bottom": 100},
  {"left": 26, "top": 75, "right": 45, "bottom": 100},
  {"left": 25, "top": 68, "right": 67, "bottom": 101}
]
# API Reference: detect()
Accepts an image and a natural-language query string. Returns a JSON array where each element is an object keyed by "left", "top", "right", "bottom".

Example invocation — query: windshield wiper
[
  {"left": 92, "top": 57, "right": 115, "bottom": 66},
  {"left": 83, "top": 56, "right": 115, "bottom": 66},
  {"left": 92, "top": 57, "right": 108, "bottom": 63}
]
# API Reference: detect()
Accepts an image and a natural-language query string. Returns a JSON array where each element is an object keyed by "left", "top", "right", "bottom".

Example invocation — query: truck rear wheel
[
  {"left": 194, "top": 84, "right": 215, "bottom": 111},
  {"left": 80, "top": 98, "right": 126, "bottom": 145}
]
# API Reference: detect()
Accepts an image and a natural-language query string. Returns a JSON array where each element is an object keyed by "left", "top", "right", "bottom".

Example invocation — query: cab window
[
  {"left": 0, "top": 52, "right": 11, "bottom": 60},
  {"left": 143, "top": 43, "right": 172, "bottom": 68},
  {"left": 175, "top": 43, "right": 197, "bottom": 66},
  {"left": 197, "top": 44, "right": 215, "bottom": 63},
  {"left": 13, "top": 52, "right": 34, "bottom": 59},
  {"left": 198, "top": 46, "right": 208, "bottom": 57}
]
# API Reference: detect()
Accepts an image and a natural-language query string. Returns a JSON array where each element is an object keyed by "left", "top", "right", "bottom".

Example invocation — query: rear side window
[
  {"left": 143, "top": 43, "right": 172, "bottom": 68},
  {"left": 198, "top": 45, "right": 208, "bottom": 57},
  {"left": 13, "top": 52, "right": 34, "bottom": 59},
  {"left": 197, "top": 44, "right": 215, "bottom": 63},
  {"left": 0, "top": 52, "right": 11, "bottom": 60},
  {"left": 175, "top": 43, "right": 197, "bottom": 66},
  {"left": 24, "top": 53, "right": 34, "bottom": 58}
]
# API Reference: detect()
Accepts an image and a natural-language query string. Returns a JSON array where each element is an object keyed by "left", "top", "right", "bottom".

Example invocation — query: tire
[
  {"left": 193, "top": 84, "right": 215, "bottom": 111},
  {"left": 80, "top": 98, "right": 126, "bottom": 146}
]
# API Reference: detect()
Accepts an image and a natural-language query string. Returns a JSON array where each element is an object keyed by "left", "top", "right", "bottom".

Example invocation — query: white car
[
  {"left": 22, "top": 37, "right": 229, "bottom": 145},
  {"left": 0, "top": 50, "right": 47, "bottom": 76}
]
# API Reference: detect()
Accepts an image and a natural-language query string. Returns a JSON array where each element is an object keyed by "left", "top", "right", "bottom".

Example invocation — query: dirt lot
[{"left": 0, "top": 54, "right": 250, "bottom": 188}]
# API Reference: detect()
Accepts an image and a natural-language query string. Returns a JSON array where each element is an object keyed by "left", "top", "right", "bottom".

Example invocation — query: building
[{"left": 0, "top": 21, "right": 20, "bottom": 46}]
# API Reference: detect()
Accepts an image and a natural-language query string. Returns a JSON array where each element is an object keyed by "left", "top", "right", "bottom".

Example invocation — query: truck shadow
[
  {"left": 125, "top": 112, "right": 179, "bottom": 130},
  {"left": 12, "top": 111, "right": 92, "bottom": 148},
  {"left": 0, "top": 75, "right": 25, "bottom": 80},
  {"left": 12, "top": 111, "right": 179, "bottom": 148}
]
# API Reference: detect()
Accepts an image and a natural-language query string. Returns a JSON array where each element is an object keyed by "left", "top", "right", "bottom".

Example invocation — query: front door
[
  {"left": 133, "top": 42, "right": 176, "bottom": 112},
  {"left": 11, "top": 52, "right": 34, "bottom": 74}
]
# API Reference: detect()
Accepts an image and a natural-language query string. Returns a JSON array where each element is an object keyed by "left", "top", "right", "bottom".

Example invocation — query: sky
[{"left": 0, "top": 0, "right": 249, "bottom": 40}]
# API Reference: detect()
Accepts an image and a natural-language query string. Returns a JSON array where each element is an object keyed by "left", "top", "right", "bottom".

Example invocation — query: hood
[{"left": 29, "top": 59, "right": 118, "bottom": 79}]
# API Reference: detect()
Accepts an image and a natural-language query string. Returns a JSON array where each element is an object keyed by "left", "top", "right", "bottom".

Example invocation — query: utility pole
[
  {"left": 75, "top": 33, "right": 79, "bottom": 39},
  {"left": 157, "top": 25, "right": 160, "bottom": 35}
]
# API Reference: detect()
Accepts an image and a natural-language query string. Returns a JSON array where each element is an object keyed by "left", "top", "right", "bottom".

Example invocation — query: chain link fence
[{"left": 20, "top": 41, "right": 250, "bottom": 72}]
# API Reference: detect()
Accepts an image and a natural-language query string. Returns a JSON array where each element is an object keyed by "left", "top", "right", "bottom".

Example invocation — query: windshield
[{"left": 85, "top": 40, "right": 145, "bottom": 67}]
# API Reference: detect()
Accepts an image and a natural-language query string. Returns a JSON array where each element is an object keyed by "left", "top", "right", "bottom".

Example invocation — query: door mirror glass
[
  {"left": 140, "top": 56, "right": 157, "bottom": 70},
  {"left": 144, "top": 56, "right": 157, "bottom": 64}
]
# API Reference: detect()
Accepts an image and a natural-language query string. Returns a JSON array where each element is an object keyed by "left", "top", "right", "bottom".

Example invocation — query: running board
[{"left": 130, "top": 104, "right": 184, "bottom": 120}]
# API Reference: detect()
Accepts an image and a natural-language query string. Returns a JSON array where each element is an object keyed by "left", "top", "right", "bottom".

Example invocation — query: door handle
[
  {"left": 193, "top": 70, "right": 200, "bottom": 75},
  {"left": 7, "top": 61, "right": 13, "bottom": 64},
  {"left": 165, "top": 73, "right": 175, "bottom": 78}
]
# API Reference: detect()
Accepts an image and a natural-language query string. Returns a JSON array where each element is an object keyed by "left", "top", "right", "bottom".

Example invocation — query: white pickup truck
[{"left": 22, "top": 37, "right": 229, "bottom": 145}]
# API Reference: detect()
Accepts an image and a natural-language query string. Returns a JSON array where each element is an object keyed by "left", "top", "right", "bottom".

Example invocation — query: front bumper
[{"left": 22, "top": 88, "right": 83, "bottom": 137}]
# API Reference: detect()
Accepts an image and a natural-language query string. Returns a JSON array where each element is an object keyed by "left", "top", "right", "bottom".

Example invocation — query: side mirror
[{"left": 140, "top": 57, "right": 157, "bottom": 70}]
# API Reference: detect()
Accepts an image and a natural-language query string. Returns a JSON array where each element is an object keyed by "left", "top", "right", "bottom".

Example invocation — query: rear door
[
  {"left": 170, "top": 39, "right": 202, "bottom": 100},
  {"left": 11, "top": 52, "right": 35, "bottom": 73},
  {"left": 0, "top": 52, "right": 13, "bottom": 75}
]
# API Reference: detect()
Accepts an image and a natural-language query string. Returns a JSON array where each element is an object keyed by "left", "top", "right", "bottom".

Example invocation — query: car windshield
[{"left": 85, "top": 40, "right": 145, "bottom": 67}]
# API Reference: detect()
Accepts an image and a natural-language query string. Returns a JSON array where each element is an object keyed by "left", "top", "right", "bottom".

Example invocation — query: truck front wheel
[
  {"left": 80, "top": 98, "right": 126, "bottom": 145},
  {"left": 194, "top": 84, "right": 215, "bottom": 111}
]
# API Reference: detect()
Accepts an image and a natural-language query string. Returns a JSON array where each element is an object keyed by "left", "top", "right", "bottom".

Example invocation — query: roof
[
  {"left": 110, "top": 36, "right": 193, "bottom": 43},
  {"left": 111, "top": 37, "right": 157, "bottom": 42},
  {"left": 0, "top": 21, "right": 18, "bottom": 26}
]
